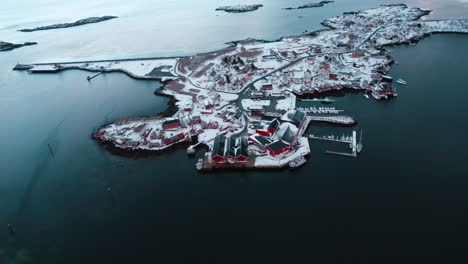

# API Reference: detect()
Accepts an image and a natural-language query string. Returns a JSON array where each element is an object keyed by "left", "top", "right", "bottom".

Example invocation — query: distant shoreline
[
  {"left": 18, "top": 16, "right": 117, "bottom": 32},
  {"left": 0, "top": 41, "right": 37, "bottom": 52}
]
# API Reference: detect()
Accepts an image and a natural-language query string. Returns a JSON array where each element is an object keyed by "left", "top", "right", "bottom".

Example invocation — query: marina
[
  {"left": 297, "top": 106, "right": 344, "bottom": 114},
  {"left": 298, "top": 97, "right": 335, "bottom": 103},
  {"left": 309, "top": 130, "right": 363, "bottom": 158}
]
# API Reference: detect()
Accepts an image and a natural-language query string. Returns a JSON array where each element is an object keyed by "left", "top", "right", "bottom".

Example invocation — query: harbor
[
  {"left": 309, "top": 130, "right": 363, "bottom": 158},
  {"left": 2, "top": 0, "right": 468, "bottom": 262}
]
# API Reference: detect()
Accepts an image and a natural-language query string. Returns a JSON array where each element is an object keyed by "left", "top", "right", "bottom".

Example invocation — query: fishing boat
[
  {"left": 356, "top": 129, "right": 363, "bottom": 153},
  {"left": 289, "top": 156, "right": 307, "bottom": 169},
  {"left": 371, "top": 91, "right": 386, "bottom": 100},
  {"left": 380, "top": 75, "right": 393, "bottom": 82},
  {"left": 196, "top": 159, "right": 204, "bottom": 171},
  {"left": 321, "top": 97, "right": 335, "bottom": 104},
  {"left": 396, "top": 78, "right": 407, "bottom": 85}
]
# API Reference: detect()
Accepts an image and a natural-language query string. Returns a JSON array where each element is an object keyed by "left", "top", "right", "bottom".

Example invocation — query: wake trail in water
[{"left": 13, "top": 117, "right": 66, "bottom": 225}]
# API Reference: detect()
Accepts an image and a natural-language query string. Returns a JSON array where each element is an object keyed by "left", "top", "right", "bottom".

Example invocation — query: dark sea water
[{"left": 1, "top": 1, "right": 468, "bottom": 263}]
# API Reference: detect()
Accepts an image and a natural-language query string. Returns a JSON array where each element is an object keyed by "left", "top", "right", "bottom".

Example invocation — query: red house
[
  {"left": 319, "top": 62, "right": 330, "bottom": 70},
  {"left": 261, "top": 84, "right": 273, "bottom": 91},
  {"left": 212, "top": 135, "right": 226, "bottom": 163},
  {"left": 212, "top": 135, "right": 249, "bottom": 163},
  {"left": 162, "top": 120, "right": 180, "bottom": 130},
  {"left": 329, "top": 73, "right": 339, "bottom": 81},
  {"left": 352, "top": 51, "right": 365, "bottom": 58},
  {"left": 163, "top": 133, "right": 185, "bottom": 145},
  {"left": 189, "top": 116, "right": 201, "bottom": 125}
]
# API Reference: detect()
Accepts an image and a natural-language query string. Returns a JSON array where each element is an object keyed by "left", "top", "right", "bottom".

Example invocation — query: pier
[
  {"left": 87, "top": 72, "right": 103, "bottom": 81},
  {"left": 309, "top": 130, "right": 363, "bottom": 158},
  {"left": 325, "top": 150, "right": 357, "bottom": 157},
  {"left": 299, "top": 98, "right": 336, "bottom": 103},
  {"left": 298, "top": 106, "right": 344, "bottom": 114},
  {"left": 308, "top": 115, "right": 356, "bottom": 126},
  {"left": 187, "top": 142, "right": 203, "bottom": 155}
]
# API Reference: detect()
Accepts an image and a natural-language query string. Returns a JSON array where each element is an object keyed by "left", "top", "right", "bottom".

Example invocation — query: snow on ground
[
  {"left": 31, "top": 58, "right": 178, "bottom": 79},
  {"left": 275, "top": 94, "right": 296, "bottom": 111},
  {"left": 218, "top": 92, "right": 239, "bottom": 101},
  {"left": 241, "top": 99, "right": 270, "bottom": 109}
]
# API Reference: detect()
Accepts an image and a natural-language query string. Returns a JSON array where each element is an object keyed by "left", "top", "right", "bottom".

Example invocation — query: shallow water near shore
[{"left": 1, "top": 0, "right": 468, "bottom": 263}]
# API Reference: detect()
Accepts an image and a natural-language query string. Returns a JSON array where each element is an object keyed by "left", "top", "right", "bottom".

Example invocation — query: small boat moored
[
  {"left": 289, "top": 156, "right": 307, "bottom": 169},
  {"left": 396, "top": 78, "right": 407, "bottom": 85}
]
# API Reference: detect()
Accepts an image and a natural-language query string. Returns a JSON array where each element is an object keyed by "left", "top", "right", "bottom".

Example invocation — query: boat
[
  {"left": 196, "top": 159, "right": 204, "bottom": 171},
  {"left": 321, "top": 97, "right": 335, "bottom": 104},
  {"left": 356, "top": 129, "right": 363, "bottom": 153},
  {"left": 380, "top": 75, "right": 393, "bottom": 82},
  {"left": 363, "top": 93, "right": 370, "bottom": 99},
  {"left": 371, "top": 91, "right": 386, "bottom": 100},
  {"left": 289, "top": 156, "right": 307, "bottom": 169},
  {"left": 396, "top": 78, "right": 407, "bottom": 85},
  {"left": 299, "top": 97, "right": 336, "bottom": 103}
]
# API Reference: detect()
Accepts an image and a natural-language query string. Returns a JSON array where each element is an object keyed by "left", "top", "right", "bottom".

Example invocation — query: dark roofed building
[
  {"left": 224, "top": 137, "right": 234, "bottom": 159},
  {"left": 236, "top": 137, "right": 249, "bottom": 162},
  {"left": 249, "top": 135, "right": 272, "bottom": 150},
  {"left": 212, "top": 135, "right": 226, "bottom": 162},
  {"left": 291, "top": 110, "right": 306, "bottom": 125},
  {"left": 261, "top": 84, "right": 273, "bottom": 91},
  {"left": 280, "top": 126, "right": 295, "bottom": 145},
  {"left": 212, "top": 135, "right": 249, "bottom": 163},
  {"left": 266, "top": 140, "right": 291, "bottom": 157},
  {"left": 234, "top": 110, "right": 243, "bottom": 120},
  {"left": 267, "top": 119, "right": 280, "bottom": 135}
]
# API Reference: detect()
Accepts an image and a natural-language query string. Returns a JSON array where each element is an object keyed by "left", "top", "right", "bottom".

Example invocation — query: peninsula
[
  {"left": 215, "top": 4, "right": 264, "bottom": 13},
  {"left": 0, "top": 41, "right": 37, "bottom": 52},
  {"left": 18, "top": 16, "right": 117, "bottom": 32},
  {"left": 14, "top": 4, "right": 468, "bottom": 171}
]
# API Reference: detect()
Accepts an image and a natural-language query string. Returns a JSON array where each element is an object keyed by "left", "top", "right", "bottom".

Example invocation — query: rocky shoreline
[
  {"left": 215, "top": 4, "right": 263, "bottom": 13},
  {"left": 284, "top": 1, "right": 334, "bottom": 10},
  {"left": 18, "top": 16, "right": 117, "bottom": 32},
  {"left": 0, "top": 41, "right": 37, "bottom": 52}
]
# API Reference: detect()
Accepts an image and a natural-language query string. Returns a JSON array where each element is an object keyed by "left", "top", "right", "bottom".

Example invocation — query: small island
[
  {"left": 284, "top": 1, "right": 334, "bottom": 10},
  {"left": 18, "top": 16, "right": 118, "bottom": 32},
  {"left": 0, "top": 41, "right": 37, "bottom": 52},
  {"left": 215, "top": 4, "right": 264, "bottom": 13}
]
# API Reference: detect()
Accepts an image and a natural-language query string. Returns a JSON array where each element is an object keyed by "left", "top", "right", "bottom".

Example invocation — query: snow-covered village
[{"left": 15, "top": 4, "right": 468, "bottom": 171}]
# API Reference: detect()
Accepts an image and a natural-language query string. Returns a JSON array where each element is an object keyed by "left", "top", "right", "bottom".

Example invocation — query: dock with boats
[{"left": 308, "top": 130, "right": 363, "bottom": 157}]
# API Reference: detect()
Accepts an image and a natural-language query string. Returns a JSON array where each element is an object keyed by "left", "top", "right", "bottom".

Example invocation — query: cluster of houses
[
  {"left": 249, "top": 117, "right": 302, "bottom": 157},
  {"left": 209, "top": 108, "right": 307, "bottom": 165},
  {"left": 204, "top": 54, "right": 263, "bottom": 92}
]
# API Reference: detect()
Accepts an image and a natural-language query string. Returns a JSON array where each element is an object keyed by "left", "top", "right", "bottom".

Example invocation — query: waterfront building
[
  {"left": 163, "top": 119, "right": 181, "bottom": 130},
  {"left": 212, "top": 135, "right": 249, "bottom": 163}
]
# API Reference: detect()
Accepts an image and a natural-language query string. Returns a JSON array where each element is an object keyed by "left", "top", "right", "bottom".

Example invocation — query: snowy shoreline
[{"left": 13, "top": 4, "right": 468, "bottom": 171}]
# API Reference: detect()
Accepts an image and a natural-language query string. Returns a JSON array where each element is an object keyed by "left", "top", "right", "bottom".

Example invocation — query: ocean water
[{"left": 1, "top": 0, "right": 468, "bottom": 263}]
